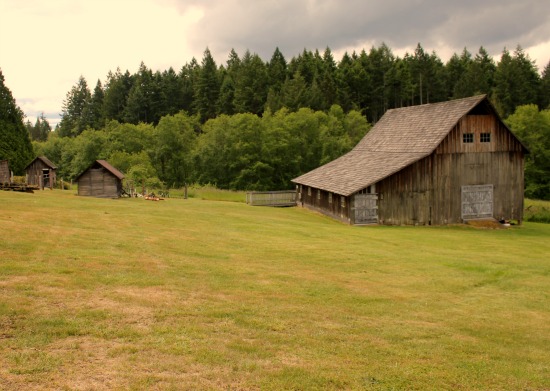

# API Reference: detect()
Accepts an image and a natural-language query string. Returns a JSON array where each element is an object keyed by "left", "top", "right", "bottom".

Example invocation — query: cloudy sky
[{"left": 1, "top": 0, "right": 549, "bottom": 128}]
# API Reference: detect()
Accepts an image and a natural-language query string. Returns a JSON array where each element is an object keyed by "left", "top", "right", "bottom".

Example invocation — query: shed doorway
[
  {"left": 354, "top": 193, "right": 378, "bottom": 224},
  {"left": 461, "top": 184, "right": 493, "bottom": 220}
]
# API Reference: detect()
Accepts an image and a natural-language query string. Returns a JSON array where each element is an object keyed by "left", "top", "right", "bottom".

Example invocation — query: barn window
[
  {"left": 317, "top": 190, "right": 321, "bottom": 200},
  {"left": 463, "top": 133, "right": 474, "bottom": 143},
  {"left": 308, "top": 187, "right": 311, "bottom": 196},
  {"left": 329, "top": 193, "right": 332, "bottom": 203},
  {"left": 341, "top": 196, "right": 346, "bottom": 208},
  {"left": 480, "top": 133, "right": 491, "bottom": 143}
]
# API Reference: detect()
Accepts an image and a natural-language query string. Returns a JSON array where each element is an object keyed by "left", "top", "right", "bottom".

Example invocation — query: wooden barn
[
  {"left": 292, "top": 95, "right": 527, "bottom": 225},
  {"left": 76, "top": 160, "right": 124, "bottom": 198},
  {"left": 25, "top": 156, "right": 57, "bottom": 189},
  {"left": 0, "top": 160, "right": 10, "bottom": 184}
]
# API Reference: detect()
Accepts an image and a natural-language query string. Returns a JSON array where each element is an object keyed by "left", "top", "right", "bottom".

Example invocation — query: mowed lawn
[{"left": 1, "top": 191, "right": 549, "bottom": 390}]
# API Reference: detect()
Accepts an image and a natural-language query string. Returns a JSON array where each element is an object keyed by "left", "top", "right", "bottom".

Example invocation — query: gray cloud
[{"left": 164, "top": 0, "right": 550, "bottom": 62}]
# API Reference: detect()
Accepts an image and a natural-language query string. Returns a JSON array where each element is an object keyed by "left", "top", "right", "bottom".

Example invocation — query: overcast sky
[{"left": 1, "top": 0, "right": 549, "bottom": 128}]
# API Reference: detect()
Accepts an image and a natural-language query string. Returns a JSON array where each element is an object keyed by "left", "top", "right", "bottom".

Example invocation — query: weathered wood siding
[
  {"left": 377, "top": 157, "right": 433, "bottom": 225},
  {"left": 0, "top": 160, "right": 10, "bottom": 183},
  {"left": 26, "top": 160, "right": 56, "bottom": 189},
  {"left": 299, "top": 185, "right": 350, "bottom": 223},
  {"left": 431, "top": 151, "right": 524, "bottom": 224},
  {"left": 78, "top": 168, "right": 121, "bottom": 198}
]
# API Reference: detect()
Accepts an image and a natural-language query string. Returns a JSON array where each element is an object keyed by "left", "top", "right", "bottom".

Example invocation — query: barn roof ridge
[{"left": 292, "top": 95, "right": 496, "bottom": 196}]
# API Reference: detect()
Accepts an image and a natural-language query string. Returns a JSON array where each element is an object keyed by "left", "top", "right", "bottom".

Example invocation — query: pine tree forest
[{"left": 2, "top": 43, "right": 550, "bottom": 198}]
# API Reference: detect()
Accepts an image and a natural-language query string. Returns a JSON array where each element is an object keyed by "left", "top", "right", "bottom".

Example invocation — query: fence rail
[{"left": 246, "top": 190, "right": 297, "bottom": 207}]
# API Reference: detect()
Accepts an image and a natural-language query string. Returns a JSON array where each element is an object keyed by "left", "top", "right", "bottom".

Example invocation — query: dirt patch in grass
[{"left": 465, "top": 219, "right": 509, "bottom": 229}]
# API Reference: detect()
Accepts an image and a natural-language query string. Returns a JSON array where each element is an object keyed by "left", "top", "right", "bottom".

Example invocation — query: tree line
[
  {"left": 34, "top": 106, "right": 370, "bottom": 191},
  {"left": 56, "top": 43, "right": 549, "bottom": 138}
]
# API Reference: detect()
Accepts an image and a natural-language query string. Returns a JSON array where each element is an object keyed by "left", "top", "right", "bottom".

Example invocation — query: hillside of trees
[{"left": 1, "top": 43, "right": 549, "bottom": 198}]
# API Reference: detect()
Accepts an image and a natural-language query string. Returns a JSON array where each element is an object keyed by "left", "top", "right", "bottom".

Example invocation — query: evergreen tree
[
  {"left": 58, "top": 76, "right": 92, "bottom": 137},
  {"left": 233, "top": 51, "right": 268, "bottom": 115},
  {"left": 335, "top": 52, "right": 355, "bottom": 112},
  {"left": 456, "top": 46, "right": 496, "bottom": 98},
  {"left": 445, "top": 48, "right": 472, "bottom": 98},
  {"left": 180, "top": 58, "right": 200, "bottom": 115},
  {"left": 279, "top": 71, "right": 309, "bottom": 111},
  {"left": 124, "top": 62, "right": 162, "bottom": 124},
  {"left": 217, "top": 69, "right": 236, "bottom": 115},
  {"left": 194, "top": 48, "right": 220, "bottom": 122},
  {"left": 366, "top": 44, "right": 395, "bottom": 121},
  {"left": 103, "top": 68, "right": 134, "bottom": 123},
  {"left": 32, "top": 112, "right": 51, "bottom": 141},
  {"left": 0, "top": 69, "right": 34, "bottom": 174},
  {"left": 216, "top": 49, "right": 240, "bottom": 115},
  {"left": 159, "top": 67, "right": 184, "bottom": 118},
  {"left": 84, "top": 80, "right": 105, "bottom": 129},
  {"left": 267, "top": 47, "right": 287, "bottom": 93},
  {"left": 540, "top": 60, "right": 550, "bottom": 109},
  {"left": 317, "top": 47, "right": 338, "bottom": 110},
  {"left": 494, "top": 46, "right": 540, "bottom": 117}
]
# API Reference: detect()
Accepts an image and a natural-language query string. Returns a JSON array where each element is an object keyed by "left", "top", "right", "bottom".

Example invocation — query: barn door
[
  {"left": 461, "top": 184, "right": 493, "bottom": 220},
  {"left": 354, "top": 194, "right": 378, "bottom": 224}
]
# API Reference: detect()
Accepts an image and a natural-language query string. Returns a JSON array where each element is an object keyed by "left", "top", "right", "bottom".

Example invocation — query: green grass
[
  {"left": 1, "top": 190, "right": 549, "bottom": 390},
  {"left": 525, "top": 198, "right": 550, "bottom": 223},
  {"left": 153, "top": 184, "right": 247, "bottom": 203}
]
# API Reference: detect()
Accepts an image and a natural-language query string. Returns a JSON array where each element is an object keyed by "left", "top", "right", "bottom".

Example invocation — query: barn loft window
[
  {"left": 317, "top": 189, "right": 321, "bottom": 200},
  {"left": 463, "top": 133, "right": 474, "bottom": 143},
  {"left": 329, "top": 193, "right": 332, "bottom": 203},
  {"left": 341, "top": 196, "right": 346, "bottom": 208},
  {"left": 480, "top": 133, "right": 491, "bottom": 143},
  {"left": 308, "top": 187, "right": 311, "bottom": 196}
]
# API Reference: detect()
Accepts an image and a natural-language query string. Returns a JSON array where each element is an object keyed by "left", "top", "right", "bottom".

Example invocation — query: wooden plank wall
[
  {"left": 432, "top": 151, "right": 524, "bottom": 224},
  {"left": 0, "top": 160, "right": 10, "bottom": 183},
  {"left": 78, "top": 168, "right": 121, "bottom": 198},
  {"left": 377, "top": 157, "right": 433, "bottom": 225},
  {"left": 299, "top": 185, "right": 350, "bottom": 223}
]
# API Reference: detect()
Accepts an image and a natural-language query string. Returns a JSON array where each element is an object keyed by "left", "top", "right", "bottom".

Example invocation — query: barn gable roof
[
  {"left": 75, "top": 160, "right": 125, "bottom": 181},
  {"left": 25, "top": 156, "right": 57, "bottom": 170},
  {"left": 292, "top": 95, "right": 505, "bottom": 196}
]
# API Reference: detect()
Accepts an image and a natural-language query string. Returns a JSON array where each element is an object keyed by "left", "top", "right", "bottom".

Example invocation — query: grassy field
[{"left": 1, "top": 190, "right": 549, "bottom": 390}]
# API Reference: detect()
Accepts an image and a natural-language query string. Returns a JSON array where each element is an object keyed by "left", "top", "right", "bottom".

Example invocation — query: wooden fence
[{"left": 246, "top": 190, "right": 297, "bottom": 207}]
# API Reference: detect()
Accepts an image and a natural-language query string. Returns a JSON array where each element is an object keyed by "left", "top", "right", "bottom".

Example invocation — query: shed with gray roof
[
  {"left": 76, "top": 160, "right": 125, "bottom": 198},
  {"left": 292, "top": 95, "right": 527, "bottom": 225}
]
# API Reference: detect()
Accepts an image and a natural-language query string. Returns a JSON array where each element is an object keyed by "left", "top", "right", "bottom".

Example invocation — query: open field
[{"left": 1, "top": 190, "right": 549, "bottom": 390}]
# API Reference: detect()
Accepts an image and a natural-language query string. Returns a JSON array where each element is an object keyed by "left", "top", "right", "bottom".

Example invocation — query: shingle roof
[
  {"left": 292, "top": 95, "right": 487, "bottom": 196},
  {"left": 75, "top": 160, "right": 125, "bottom": 181},
  {"left": 25, "top": 156, "right": 57, "bottom": 170},
  {"left": 96, "top": 160, "right": 125, "bottom": 180}
]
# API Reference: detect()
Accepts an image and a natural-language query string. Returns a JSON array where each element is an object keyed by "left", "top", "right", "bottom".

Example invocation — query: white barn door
[
  {"left": 461, "top": 184, "right": 493, "bottom": 220},
  {"left": 354, "top": 194, "right": 378, "bottom": 224}
]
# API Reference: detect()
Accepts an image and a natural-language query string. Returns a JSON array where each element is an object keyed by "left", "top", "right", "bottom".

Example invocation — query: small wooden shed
[
  {"left": 76, "top": 160, "right": 124, "bottom": 198},
  {"left": 25, "top": 156, "right": 57, "bottom": 189},
  {"left": 292, "top": 95, "right": 528, "bottom": 225},
  {"left": 0, "top": 160, "right": 10, "bottom": 184}
]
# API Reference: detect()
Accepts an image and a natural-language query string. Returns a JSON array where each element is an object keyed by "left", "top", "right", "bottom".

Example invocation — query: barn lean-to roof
[
  {"left": 75, "top": 159, "right": 125, "bottom": 181},
  {"left": 292, "top": 95, "right": 511, "bottom": 197}
]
